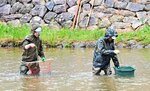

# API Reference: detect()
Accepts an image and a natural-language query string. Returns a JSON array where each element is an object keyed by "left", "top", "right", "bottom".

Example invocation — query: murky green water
[{"left": 0, "top": 48, "right": 150, "bottom": 91}]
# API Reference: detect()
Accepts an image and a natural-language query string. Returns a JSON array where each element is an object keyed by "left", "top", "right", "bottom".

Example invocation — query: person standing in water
[
  {"left": 93, "top": 26, "right": 120, "bottom": 75},
  {"left": 20, "top": 24, "right": 46, "bottom": 75}
]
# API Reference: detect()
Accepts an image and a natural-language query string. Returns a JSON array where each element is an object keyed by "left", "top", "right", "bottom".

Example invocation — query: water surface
[{"left": 0, "top": 48, "right": 150, "bottom": 91}]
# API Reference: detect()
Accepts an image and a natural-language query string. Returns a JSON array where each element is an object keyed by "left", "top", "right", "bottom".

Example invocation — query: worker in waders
[
  {"left": 92, "top": 26, "right": 120, "bottom": 75},
  {"left": 20, "top": 24, "right": 46, "bottom": 75}
]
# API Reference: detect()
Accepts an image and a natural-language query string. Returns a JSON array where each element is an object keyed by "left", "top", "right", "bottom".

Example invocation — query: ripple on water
[{"left": 0, "top": 72, "right": 20, "bottom": 81}]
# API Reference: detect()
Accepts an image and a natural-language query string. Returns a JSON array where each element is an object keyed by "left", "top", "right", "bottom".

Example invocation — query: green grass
[
  {"left": 0, "top": 23, "right": 105, "bottom": 46},
  {"left": 117, "top": 25, "right": 150, "bottom": 45},
  {"left": 0, "top": 22, "right": 150, "bottom": 46},
  {"left": 41, "top": 27, "right": 105, "bottom": 45},
  {"left": 0, "top": 23, "right": 30, "bottom": 42}
]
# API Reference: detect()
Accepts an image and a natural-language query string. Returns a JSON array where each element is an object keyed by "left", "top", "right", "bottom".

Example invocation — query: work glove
[
  {"left": 41, "top": 57, "right": 46, "bottom": 62},
  {"left": 115, "top": 65, "right": 119, "bottom": 68},
  {"left": 113, "top": 50, "right": 120, "bottom": 54},
  {"left": 114, "top": 61, "right": 120, "bottom": 68},
  {"left": 25, "top": 43, "right": 35, "bottom": 49}
]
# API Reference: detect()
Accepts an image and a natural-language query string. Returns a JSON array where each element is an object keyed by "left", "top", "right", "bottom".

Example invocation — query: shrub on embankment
[{"left": 0, "top": 23, "right": 150, "bottom": 48}]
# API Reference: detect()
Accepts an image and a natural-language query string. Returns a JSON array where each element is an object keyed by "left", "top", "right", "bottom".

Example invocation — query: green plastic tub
[{"left": 114, "top": 66, "right": 135, "bottom": 77}]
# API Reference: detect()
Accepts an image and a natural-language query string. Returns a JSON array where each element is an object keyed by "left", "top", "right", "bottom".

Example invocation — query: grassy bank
[
  {"left": 0, "top": 24, "right": 30, "bottom": 42},
  {"left": 0, "top": 23, "right": 105, "bottom": 46},
  {"left": 41, "top": 27, "right": 105, "bottom": 45},
  {"left": 117, "top": 25, "right": 150, "bottom": 45},
  {"left": 0, "top": 23, "right": 150, "bottom": 46}
]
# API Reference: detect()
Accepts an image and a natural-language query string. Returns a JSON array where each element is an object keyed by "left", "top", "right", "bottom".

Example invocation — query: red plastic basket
[{"left": 39, "top": 60, "right": 52, "bottom": 74}]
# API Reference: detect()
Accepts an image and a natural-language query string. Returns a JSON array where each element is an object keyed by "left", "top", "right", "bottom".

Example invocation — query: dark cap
[{"left": 105, "top": 27, "right": 118, "bottom": 39}]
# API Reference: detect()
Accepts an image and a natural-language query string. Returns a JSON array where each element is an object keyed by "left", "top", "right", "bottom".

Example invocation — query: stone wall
[{"left": 0, "top": 0, "right": 150, "bottom": 31}]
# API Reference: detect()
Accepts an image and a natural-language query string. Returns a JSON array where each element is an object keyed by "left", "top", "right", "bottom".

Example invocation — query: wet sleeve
[
  {"left": 38, "top": 40, "right": 45, "bottom": 58},
  {"left": 112, "top": 55, "right": 120, "bottom": 67},
  {"left": 22, "top": 35, "right": 32, "bottom": 49},
  {"left": 97, "top": 41, "right": 115, "bottom": 56},
  {"left": 22, "top": 39, "right": 29, "bottom": 50}
]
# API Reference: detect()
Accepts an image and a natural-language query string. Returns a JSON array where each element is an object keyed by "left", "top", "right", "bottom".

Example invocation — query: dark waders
[{"left": 20, "top": 62, "right": 40, "bottom": 75}]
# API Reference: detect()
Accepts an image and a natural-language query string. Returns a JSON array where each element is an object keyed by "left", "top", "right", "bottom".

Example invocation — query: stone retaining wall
[{"left": 0, "top": 0, "right": 150, "bottom": 31}]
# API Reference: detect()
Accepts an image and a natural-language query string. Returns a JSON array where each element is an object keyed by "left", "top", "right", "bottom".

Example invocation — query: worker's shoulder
[
  {"left": 97, "top": 37, "right": 104, "bottom": 43},
  {"left": 24, "top": 34, "right": 33, "bottom": 40}
]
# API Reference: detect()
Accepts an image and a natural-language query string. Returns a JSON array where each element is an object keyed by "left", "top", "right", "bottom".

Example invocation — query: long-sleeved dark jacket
[
  {"left": 93, "top": 37, "right": 119, "bottom": 69},
  {"left": 22, "top": 35, "right": 45, "bottom": 62}
]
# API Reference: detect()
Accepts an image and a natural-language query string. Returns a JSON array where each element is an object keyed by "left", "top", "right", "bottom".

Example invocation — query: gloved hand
[
  {"left": 41, "top": 57, "right": 46, "bottom": 62},
  {"left": 115, "top": 65, "right": 120, "bottom": 68},
  {"left": 25, "top": 43, "right": 35, "bottom": 49},
  {"left": 114, "top": 50, "right": 120, "bottom": 54}
]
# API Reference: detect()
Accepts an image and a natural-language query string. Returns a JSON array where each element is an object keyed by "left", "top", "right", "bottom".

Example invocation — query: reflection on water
[
  {"left": 0, "top": 48, "right": 150, "bottom": 91},
  {"left": 20, "top": 77, "right": 48, "bottom": 91}
]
